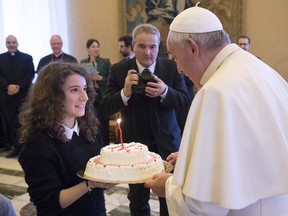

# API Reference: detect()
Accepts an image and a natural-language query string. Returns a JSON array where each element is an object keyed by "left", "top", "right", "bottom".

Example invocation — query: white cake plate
[{"left": 77, "top": 160, "right": 173, "bottom": 184}]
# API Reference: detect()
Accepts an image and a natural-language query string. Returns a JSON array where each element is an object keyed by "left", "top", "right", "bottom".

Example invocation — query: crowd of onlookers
[
  {"left": 0, "top": 34, "right": 136, "bottom": 158},
  {"left": 0, "top": 32, "right": 255, "bottom": 159},
  {"left": 0, "top": 27, "right": 194, "bottom": 215}
]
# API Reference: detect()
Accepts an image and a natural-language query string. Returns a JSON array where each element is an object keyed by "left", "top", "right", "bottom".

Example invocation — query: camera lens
[{"left": 141, "top": 69, "right": 153, "bottom": 83}]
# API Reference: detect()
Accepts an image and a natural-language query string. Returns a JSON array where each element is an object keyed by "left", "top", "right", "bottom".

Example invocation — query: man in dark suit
[
  {"left": 102, "top": 24, "right": 191, "bottom": 216},
  {"left": 36, "top": 35, "right": 77, "bottom": 73},
  {"left": 0, "top": 35, "right": 35, "bottom": 157}
]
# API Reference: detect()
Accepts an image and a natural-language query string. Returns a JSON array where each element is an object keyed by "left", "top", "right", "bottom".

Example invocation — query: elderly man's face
[
  {"left": 167, "top": 39, "right": 192, "bottom": 76},
  {"left": 50, "top": 36, "right": 63, "bottom": 55},
  {"left": 132, "top": 32, "right": 159, "bottom": 68}
]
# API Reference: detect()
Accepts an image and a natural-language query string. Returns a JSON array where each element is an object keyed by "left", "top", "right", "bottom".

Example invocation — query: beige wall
[
  {"left": 242, "top": 0, "right": 288, "bottom": 80},
  {"left": 67, "top": 0, "right": 288, "bottom": 79}
]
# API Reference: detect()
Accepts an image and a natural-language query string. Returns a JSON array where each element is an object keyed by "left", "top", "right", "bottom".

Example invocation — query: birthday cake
[{"left": 84, "top": 142, "right": 164, "bottom": 183}]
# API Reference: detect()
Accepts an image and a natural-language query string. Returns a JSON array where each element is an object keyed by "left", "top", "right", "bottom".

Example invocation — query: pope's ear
[{"left": 187, "top": 37, "right": 198, "bottom": 54}]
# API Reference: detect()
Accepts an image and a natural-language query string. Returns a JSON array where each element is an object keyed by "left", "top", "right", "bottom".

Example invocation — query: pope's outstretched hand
[{"left": 144, "top": 173, "right": 172, "bottom": 197}]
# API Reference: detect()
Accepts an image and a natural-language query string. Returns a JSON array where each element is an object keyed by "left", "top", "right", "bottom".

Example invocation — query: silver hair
[
  {"left": 132, "top": 23, "right": 160, "bottom": 45},
  {"left": 168, "top": 30, "right": 231, "bottom": 51}
]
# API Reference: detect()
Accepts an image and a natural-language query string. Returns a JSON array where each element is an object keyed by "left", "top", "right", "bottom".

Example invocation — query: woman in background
[
  {"left": 80, "top": 39, "right": 111, "bottom": 146},
  {"left": 18, "top": 62, "right": 114, "bottom": 216}
]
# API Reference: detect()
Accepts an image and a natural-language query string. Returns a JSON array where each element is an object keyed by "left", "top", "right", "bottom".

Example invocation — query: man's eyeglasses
[
  {"left": 118, "top": 45, "right": 127, "bottom": 49},
  {"left": 238, "top": 43, "right": 249, "bottom": 46}
]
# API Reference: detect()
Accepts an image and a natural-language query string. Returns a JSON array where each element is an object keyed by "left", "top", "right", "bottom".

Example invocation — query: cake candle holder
[{"left": 117, "top": 118, "right": 124, "bottom": 148}]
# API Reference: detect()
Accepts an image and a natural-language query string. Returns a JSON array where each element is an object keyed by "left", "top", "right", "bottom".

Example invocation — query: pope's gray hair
[
  {"left": 132, "top": 23, "right": 160, "bottom": 45},
  {"left": 168, "top": 30, "right": 231, "bottom": 51}
]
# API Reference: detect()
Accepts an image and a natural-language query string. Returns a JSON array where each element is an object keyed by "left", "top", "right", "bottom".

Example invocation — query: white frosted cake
[{"left": 84, "top": 142, "right": 164, "bottom": 183}]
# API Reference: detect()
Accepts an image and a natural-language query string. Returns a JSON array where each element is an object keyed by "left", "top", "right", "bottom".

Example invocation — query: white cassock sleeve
[
  {"left": 165, "top": 176, "right": 193, "bottom": 215},
  {"left": 165, "top": 176, "right": 229, "bottom": 216}
]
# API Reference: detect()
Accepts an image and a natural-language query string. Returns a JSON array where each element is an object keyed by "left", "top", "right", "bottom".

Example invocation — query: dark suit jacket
[
  {"left": 102, "top": 57, "right": 191, "bottom": 158},
  {"left": 0, "top": 51, "right": 35, "bottom": 106},
  {"left": 36, "top": 52, "right": 78, "bottom": 73}
]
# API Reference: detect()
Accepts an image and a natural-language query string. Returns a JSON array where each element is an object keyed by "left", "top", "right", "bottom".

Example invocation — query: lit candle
[{"left": 117, "top": 118, "right": 124, "bottom": 148}]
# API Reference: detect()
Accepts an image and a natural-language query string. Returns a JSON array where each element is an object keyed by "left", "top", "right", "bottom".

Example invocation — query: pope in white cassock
[{"left": 145, "top": 4, "right": 288, "bottom": 216}]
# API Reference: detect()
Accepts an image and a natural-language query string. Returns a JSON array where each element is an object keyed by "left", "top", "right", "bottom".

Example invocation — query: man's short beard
[{"left": 121, "top": 52, "right": 129, "bottom": 57}]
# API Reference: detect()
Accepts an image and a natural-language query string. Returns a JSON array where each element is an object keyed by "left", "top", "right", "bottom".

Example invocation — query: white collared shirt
[
  {"left": 129, "top": 53, "right": 135, "bottom": 59},
  {"left": 135, "top": 59, "right": 156, "bottom": 74},
  {"left": 62, "top": 120, "right": 80, "bottom": 140}
]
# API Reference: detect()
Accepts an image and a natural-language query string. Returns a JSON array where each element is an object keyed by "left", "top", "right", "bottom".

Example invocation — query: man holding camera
[{"left": 102, "top": 23, "right": 191, "bottom": 216}]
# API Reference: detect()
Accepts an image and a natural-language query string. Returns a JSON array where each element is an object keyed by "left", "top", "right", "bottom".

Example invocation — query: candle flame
[{"left": 116, "top": 118, "right": 124, "bottom": 149}]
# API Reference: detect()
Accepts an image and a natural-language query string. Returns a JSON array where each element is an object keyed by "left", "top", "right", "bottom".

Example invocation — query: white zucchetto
[{"left": 170, "top": 6, "right": 223, "bottom": 33}]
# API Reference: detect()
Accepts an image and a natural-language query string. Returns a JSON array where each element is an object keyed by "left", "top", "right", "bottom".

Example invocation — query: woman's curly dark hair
[{"left": 18, "top": 62, "right": 99, "bottom": 143}]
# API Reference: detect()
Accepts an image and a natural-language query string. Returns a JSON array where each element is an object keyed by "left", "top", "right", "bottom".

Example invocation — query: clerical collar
[
  {"left": 52, "top": 52, "right": 64, "bottom": 62},
  {"left": 9, "top": 50, "right": 18, "bottom": 56},
  {"left": 53, "top": 52, "right": 63, "bottom": 58},
  {"left": 136, "top": 59, "right": 156, "bottom": 74},
  {"left": 62, "top": 120, "right": 80, "bottom": 140}
]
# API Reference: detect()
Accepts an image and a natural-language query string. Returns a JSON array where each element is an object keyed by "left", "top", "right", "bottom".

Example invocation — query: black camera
[{"left": 131, "top": 69, "right": 155, "bottom": 94}]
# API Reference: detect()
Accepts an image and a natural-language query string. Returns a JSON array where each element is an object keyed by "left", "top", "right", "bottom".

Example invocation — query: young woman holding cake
[{"left": 18, "top": 62, "right": 114, "bottom": 216}]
